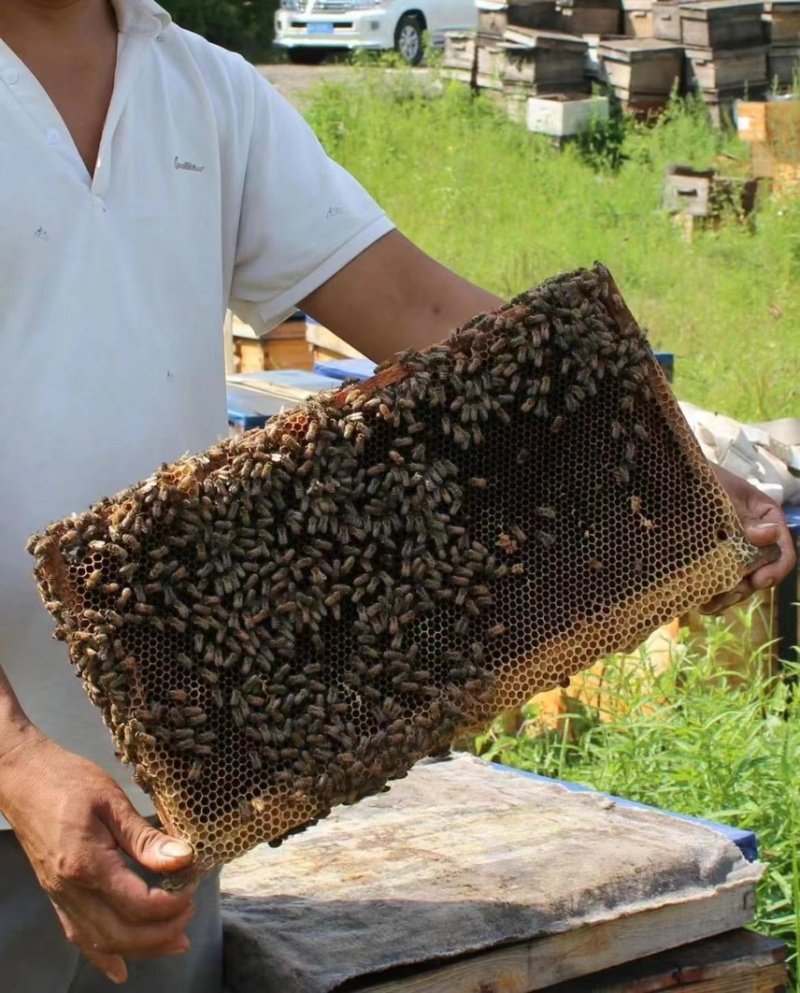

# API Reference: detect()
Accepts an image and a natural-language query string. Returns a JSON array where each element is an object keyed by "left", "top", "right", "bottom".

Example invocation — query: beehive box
[
  {"left": 499, "top": 27, "right": 590, "bottom": 89},
  {"left": 680, "top": 0, "right": 766, "bottom": 47},
  {"left": 662, "top": 164, "right": 759, "bottom": 218},
  {"left": 29, "top": 265, "right": 769, "bottom": 875},
  {"left": 622, "top": 0, "right": 656, "bottom": 37},
  {"left": 477, "top": 0, "right": 558, "bottom": 36},
  {"left": 599, "top": 37, "right": 684, "bottom": 97},
  {"left": 684, "top": 44, "right": 768, "bottom": 89},
  {"left": 556, "top": 0, "right": 622, "bottom": 35},
  {"left": 769, "top": 41, "right": 800, "bottom": 84},
  {"left": 231, "top": 313, "right": 311, "bottom": 375},
  {"left": 654, "top": 0, "right": 688, "bottom": 41},
  {"left": 766, "top": 0, "right": 800, "bottom": 40},
  {"left": 736, "top": 96, "right": 800, "bottom": 145},
  {"left": 526, "top": 93, "right": 610, "bottom": 134},
  {"left": 443, "top": 30, "right": 477, "bottom": 77}
]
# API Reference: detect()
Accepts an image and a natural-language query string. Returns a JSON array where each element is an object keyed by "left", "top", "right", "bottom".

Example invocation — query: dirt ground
[{"left": 254, "top": 63, "right": 354, "bottom": 109}]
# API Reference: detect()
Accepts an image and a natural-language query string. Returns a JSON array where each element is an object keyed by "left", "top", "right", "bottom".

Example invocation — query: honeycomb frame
[{"left": 29, "top": 264, "right": 761, "bottom": 874}]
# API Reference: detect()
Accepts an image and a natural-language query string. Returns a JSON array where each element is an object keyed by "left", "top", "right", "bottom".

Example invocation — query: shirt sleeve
[{"left": 229, "top": 69, "right": 395, "bottom": 334}]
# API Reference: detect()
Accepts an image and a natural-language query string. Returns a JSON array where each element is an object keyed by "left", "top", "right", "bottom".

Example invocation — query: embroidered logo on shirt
[
  {"left": 174, "top": 157, "right": 205, "bottom": 173},
  {"left": 33, "top": 227, "right": 50, "bottom": 241},
  {"left": 326, "top": 206, "right": 345, "bottom": 219}
]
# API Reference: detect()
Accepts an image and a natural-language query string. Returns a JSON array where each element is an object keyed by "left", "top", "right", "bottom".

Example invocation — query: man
[{"left": 0, "top": 1, "right": 794, "bottom": 990}]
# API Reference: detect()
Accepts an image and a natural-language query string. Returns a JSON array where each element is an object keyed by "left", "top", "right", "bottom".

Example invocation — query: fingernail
[
  {"left": 754, "top": 522, "right": 779, "bottom": 532},
  {"left": 160, "top": 840, "right": 193, "bottom": 858},
  {"left": 755, "top": 574, "right": 775, "bottom": 589}
]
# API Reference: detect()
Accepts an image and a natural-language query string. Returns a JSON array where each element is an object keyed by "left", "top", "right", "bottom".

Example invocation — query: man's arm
[
  {"left": 301, "top": 230, "right": 796, "bottom": 600},
  {"left": 300, "top": 231, "right": 503, "bottom": 363},
  {"left": 0, "top": 666, "right": 197, "bottom": 985}
]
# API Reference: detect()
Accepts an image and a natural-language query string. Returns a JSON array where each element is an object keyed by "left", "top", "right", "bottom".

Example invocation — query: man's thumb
[{"left": 110, "top": 804, "right": 195, "bottom": 873}]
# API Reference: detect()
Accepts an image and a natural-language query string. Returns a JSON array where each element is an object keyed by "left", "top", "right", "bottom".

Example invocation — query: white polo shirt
[{"left": 0, "top": 0, "right": 393, "bottom": 824}]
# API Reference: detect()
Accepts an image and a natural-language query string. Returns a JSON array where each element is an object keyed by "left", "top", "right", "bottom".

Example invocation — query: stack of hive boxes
[
  {"left": 659, "top": 0, "right": 769, "bottom": 124},
  {"left": 764, "top": 0, "right": 800, "bottom": 86},
  {"left": 443, "top": 0, "right": 591, "bottom": 98},
  {"left": 444, "top": 0, "right": 793, "bottom": 132}
]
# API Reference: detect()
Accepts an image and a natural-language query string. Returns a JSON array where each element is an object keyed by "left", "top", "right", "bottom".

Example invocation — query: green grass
[
  {"left": 469, "top": 605, "right": 800, "bottom": 983},
  {"left": 304, "top": 70, "right": 800, "bottom": 423}
]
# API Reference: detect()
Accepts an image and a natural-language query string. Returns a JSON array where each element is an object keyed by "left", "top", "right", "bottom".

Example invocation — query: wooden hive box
[
  {"left": 525, "top": 92, "right": 610, "bottom": 134},
  {"left": 622, "top": 0, "right": 656, "bottom": 37},
  {"left": 662, "top": 164, "right": 759, "bottom": 217},
  {"left": 769, "top": 42, "right": 800, "bottom": 84},
  {"left": 684, "top": 43, "right": 768, "bottom": 89},
  {"left": 477, "top": 0, "right": 558, "bottom": 36},
  {"left": 680, "top": 0, "right": 766, "bottom": 48},
  {"left": 736, "top": 96, "right": 800, "bottom": 147},
  {"left": 556, "top": 0, "right": 622, "bottom": 35},
  {"left": 599, "top": 37, "right": 684, "bottom": 97},
  {"left": 764, "top": 0, "right": 800, "bottom": 39},
  {"left": 654, "top": 0, "right": 690, "bottom": 41},
  {"left": 496, "top": 27, "right": 590, "bottom": 90},
  {"left": 443, "top": 30, "right": 477, "bottom": 74},
  {"left": 231, "top": 313, "right": 311, "bottom": 375}
]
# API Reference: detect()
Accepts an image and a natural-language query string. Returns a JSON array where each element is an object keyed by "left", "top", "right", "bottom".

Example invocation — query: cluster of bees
[{"left": 28, "top": 264, "right": 746, "bottom": 871}]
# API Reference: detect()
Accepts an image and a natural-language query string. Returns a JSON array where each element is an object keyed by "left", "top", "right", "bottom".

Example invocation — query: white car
[{"left": 274, "top": 0, "right": 478, "bottom": 66}]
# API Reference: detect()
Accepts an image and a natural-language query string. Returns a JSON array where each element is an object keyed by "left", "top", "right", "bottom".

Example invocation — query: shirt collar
[{"left": 111, "top": 0, "right": 172, "bottom": 35}]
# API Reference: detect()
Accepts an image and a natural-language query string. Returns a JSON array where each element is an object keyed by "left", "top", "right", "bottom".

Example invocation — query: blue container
[
  {"left": 231, "top": 370, "right": 343, "bottom": 394},
  {"left": 226, "top": 370, "right": 345, "bottom": 436},
  {"left": 654, "top": 351, "right": 675, "bottom": 383},
  {"left": 226, "top": 386, "right": 287, "bottom": 434},
  {"left": 314, "top": 358, "right": 378, "bottom": 382}
]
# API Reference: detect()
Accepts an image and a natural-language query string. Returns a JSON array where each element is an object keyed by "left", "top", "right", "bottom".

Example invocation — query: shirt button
[
  {"left": 91, "top": 195, "right": 107, "bottom": 212},
  {"left": 46, "top": 128, "right": 61, "bottom": 145},
  {"left": 3, "top": 68, "right": 19, "bottom": 86}
]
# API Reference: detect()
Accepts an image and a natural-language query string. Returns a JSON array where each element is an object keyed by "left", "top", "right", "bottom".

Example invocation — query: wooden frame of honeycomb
[{"left": 29, "top": 264, "right": 766, "bottom": 874}]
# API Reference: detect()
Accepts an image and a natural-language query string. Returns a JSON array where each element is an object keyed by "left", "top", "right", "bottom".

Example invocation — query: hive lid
[
  {"left": 680, "top": 0, "right": 764, "bottom": 16},
  {"left": 222, "top": 753, "right": 764, "bottom": 993},
  {"left": 599, "top": 36, "right": 684, "bottom": 54},
  {"left": 503, "top": 25, "right": 590, "bottom": 47}
]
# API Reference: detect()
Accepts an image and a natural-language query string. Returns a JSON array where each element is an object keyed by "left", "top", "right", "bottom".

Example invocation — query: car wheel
[
  {"left": 394, "top": 15, "right": 424, "bottom": 65},
  {"left": 287, "top": 48, "right": 327, "bottom": 65}
]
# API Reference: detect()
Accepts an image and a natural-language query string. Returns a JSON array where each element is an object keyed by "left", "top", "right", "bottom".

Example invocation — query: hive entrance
[{"left": 30, "top": 265, "right": 754, "bottom": 873}]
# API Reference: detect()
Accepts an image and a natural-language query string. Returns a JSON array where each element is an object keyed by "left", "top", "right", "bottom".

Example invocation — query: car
[{"left": 274, "top": 0, "right": 478, "bottom": 66}]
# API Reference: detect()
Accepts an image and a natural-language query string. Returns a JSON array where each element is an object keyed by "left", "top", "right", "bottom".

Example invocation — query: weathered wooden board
[
  {"left": 542, "top": 930, "right": 787, "bottom": 992},
  {"left": 222, "top": 755, "right": 764, "bottom": 993},
  {"left": 354, "top": 889, "right": 759, "bottom": 992}
]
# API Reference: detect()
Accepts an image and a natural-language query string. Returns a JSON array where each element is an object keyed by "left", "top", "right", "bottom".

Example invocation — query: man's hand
[
  {"left": 698, "top": 464, "right": 797, "bottom": 615},
  {"left": 0, "top": 726, "right": 196, "bottom": 985}
]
